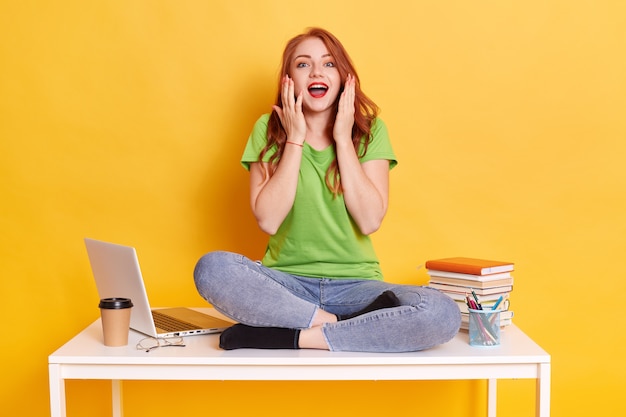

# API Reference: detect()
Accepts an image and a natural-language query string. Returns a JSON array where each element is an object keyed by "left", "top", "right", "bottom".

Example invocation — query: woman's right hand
[{"left": 272, "top": 75, "right": 306, "bottom": 145}]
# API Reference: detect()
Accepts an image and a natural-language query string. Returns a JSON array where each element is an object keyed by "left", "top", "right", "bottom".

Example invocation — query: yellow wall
[{"left": 1, "top": 1, "right": 624, "bottom": 415}]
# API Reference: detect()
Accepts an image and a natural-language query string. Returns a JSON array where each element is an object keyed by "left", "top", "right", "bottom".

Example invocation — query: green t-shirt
[{"left": 241, "top": 114, "right": 397, "bottom": 280}]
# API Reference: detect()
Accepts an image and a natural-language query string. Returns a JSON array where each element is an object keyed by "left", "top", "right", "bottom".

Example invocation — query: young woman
[{"left": 194, "top": 27, "right": 460, "bottom": 352}]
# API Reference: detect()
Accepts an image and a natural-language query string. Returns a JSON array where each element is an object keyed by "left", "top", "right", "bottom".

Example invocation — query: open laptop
[{"left": 84, "top": 238, "right": 233, "bottom": 338}]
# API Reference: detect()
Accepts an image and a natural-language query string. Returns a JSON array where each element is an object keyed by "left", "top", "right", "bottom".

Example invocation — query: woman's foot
[
  {"left": 219, "top": 324, "right": 300, "bottom": 350},
  {"left": 336, "top": 290, "right": 401, "bottom": 321}
]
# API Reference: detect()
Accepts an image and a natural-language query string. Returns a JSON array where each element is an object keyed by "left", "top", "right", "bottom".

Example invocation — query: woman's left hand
[{"left": 333, "top": 74, "right": 356, "bottom": 144}]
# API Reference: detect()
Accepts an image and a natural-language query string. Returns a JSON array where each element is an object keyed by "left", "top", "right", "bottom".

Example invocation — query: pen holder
[{"left": 468, "top": 308, "right": 501, "bottom": 347}]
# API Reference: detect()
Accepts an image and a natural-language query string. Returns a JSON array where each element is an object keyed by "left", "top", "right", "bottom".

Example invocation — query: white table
[{"left": 49, "top": 309, "right": 550, "bottom": 417}]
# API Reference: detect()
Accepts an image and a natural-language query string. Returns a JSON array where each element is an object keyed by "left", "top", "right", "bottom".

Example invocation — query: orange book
[{"left": 425, "top": 257, "right": 514, "bottom": 276}]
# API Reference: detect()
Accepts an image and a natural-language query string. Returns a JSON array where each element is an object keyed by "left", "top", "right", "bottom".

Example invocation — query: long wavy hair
[{"left": 259, "top": 27, "right": 379, "bottom": 195}]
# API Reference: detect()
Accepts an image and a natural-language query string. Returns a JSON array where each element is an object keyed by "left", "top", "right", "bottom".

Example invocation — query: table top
[{"left": 49, "top": 308, "right": 550, "bottom": 367}]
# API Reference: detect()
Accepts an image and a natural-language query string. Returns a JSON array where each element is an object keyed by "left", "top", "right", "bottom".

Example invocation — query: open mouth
[{"left": 308, "top": 83, "right": 328, "bottom": 98}]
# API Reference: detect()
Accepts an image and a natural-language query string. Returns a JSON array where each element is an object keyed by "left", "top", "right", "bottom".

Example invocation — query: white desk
[{"left": 49, "top": 309, "right": 550, "bottom": 417}]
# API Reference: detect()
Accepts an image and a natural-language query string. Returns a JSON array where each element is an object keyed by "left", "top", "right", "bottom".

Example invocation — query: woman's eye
[
  {"left": 324, "top": 62, "right": 335, "bottom": 67},
  {"left": 296, "top": 62, "right": 309, "bottom": 68}
]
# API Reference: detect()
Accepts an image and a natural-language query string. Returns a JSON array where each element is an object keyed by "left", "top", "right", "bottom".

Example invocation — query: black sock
[
  {"left": 219, "top": 324, "right": 301, "bottom": 350},
  {"left": 336, "top": 290, "right": 401, "bottom": 321}
]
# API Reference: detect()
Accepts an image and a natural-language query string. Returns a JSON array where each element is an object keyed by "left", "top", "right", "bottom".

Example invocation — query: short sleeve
[
  {"left": 358, "top": 118, "right": 398, "bottom": 169},
  {"left": 240, "top": 114, "right": 275, "bottom": 171}
]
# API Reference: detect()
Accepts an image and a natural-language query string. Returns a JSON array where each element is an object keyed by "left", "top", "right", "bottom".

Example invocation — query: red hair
[{"left": 259, "top": 27, "right": 379, "bottom": 195}]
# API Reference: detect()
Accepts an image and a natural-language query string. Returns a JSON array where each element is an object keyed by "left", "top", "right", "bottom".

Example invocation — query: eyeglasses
[{"left": 136, "top": 336, "right": 186, "bottom": 352}]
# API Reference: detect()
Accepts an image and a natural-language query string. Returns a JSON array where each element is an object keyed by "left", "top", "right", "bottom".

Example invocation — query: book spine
[
  {"left": 428, "top": 283, "right": 512, "bottom": 295},
  {"left": 426, "top": 270, "right": 512, "bottom": 281},
  {"left": 428, "top": 278, "right": 514, "bottom": 289},
  {"left": 425, "top": 261, "right": 487, "bottom": 275}
]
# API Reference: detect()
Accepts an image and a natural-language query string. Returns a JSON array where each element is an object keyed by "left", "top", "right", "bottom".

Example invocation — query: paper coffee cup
[{"left": 99, "top": 298, "right": 133, "bottom": 347}]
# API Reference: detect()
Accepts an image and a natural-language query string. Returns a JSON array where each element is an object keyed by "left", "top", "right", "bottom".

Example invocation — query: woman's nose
[{"left": 310, "top": 63, "right": 323, "bottom": 77}]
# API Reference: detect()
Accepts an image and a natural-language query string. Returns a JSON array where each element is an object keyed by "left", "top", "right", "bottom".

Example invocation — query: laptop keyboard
[{"left": 152, "top": 310, "right": 202, "bottom": 332}]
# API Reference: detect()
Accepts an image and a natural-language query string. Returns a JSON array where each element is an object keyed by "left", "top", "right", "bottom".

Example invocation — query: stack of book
[{"left": 424, "top": 257, "right": 515, "bottom": 330}]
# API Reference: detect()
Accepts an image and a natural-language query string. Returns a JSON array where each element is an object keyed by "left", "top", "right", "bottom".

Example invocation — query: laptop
[{"left": 84, "top": 238, "right": 233, "bottom": 338}]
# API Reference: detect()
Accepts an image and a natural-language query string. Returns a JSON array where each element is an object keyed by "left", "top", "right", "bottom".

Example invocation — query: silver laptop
[{"left": 84, "top": 238, "right": 233, "bottom": 338}]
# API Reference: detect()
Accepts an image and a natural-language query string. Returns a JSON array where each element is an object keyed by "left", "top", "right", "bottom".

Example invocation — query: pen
[
  {"left": 465, "top": 295, "right": 472, "bottom": 309},
  {"left": 491, "top": 295, "right": 504, "bottom": 311},
  {"left": 471, "top": 290, "right": 482, "bottom": 310}
]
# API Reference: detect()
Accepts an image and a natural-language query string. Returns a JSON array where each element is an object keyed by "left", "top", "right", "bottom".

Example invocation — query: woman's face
[{"left": 288, "top": 37, "right": 342, "bottom": 114}]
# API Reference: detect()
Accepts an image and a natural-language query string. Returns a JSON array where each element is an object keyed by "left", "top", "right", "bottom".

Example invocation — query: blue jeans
[{"left": 194, "top": 251, "right": 461, "bottom": 352}]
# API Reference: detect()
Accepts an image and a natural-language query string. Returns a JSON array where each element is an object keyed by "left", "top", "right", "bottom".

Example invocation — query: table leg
[
  {"left": 487, "top": 379, "right": 497, "bottom": 417},
  {"left": 536, "top": 363, "right": 551, "bottom": 417},
  {"left": 112, "top": 380, "right": 124, "bottom": 417},
  {"left": 48, "top": 364, "right": 66, "bottom": 417}
]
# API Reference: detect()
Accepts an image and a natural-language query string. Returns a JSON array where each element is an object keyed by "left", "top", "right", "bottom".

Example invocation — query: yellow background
[{"left": 1, "top": 1, "right": 624, "bottom": 416}]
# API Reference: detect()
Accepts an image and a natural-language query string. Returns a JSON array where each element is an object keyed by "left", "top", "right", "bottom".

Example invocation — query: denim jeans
[{"left": 194, "top": 251, "right": 461, "bottom": 352}]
